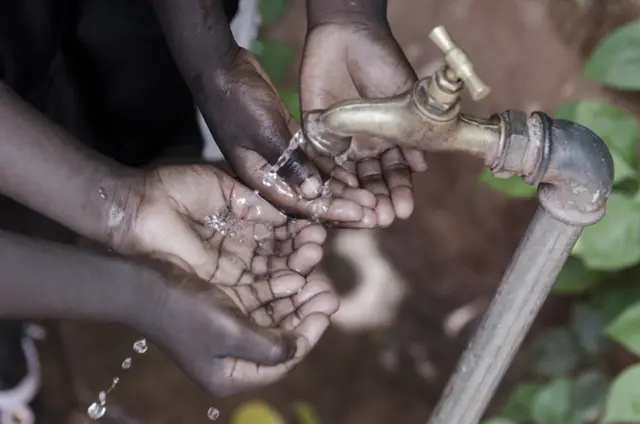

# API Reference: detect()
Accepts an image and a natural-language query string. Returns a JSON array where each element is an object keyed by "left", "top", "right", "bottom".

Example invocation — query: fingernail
[{"left": 300, "top": 176, "right": 322, "bottom": 199}]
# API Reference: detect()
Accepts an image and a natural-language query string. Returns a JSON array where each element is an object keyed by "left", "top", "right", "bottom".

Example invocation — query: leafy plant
[
  {"left": 252, "top": 0, "right": 301, "bottom": 122},
  {"left": 480, "top": 19, "right": 640, "bottom": 424}
]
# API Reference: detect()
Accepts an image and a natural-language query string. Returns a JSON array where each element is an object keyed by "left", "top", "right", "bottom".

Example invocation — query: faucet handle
[{"left": 429, "top": 26, "right": 491, "bottom": 101}]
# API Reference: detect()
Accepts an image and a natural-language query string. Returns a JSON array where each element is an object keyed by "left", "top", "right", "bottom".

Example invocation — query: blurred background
[{"left": 6, "top": 0, "right": 640, "bottom": 423}]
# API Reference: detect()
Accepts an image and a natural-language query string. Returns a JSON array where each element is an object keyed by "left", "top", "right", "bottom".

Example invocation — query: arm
[
  {"left": 149, "top": 0, "right": 317, "bottom": 188},
  {"left": 0, "top": 84, "right": 140, "bottom": 247},
  {"left": 307, "top": 0, "right": 388, "bottom": 27},
  {"left": 0, "top": 228, "right": 153, "bottom": 324}
]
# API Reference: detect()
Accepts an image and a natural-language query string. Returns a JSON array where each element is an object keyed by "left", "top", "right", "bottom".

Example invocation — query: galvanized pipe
[
  {"left": 427, "top": 207, "right": 582, "bottom": 424},
  {"left": 302, "top": 27, "right": 613, "bottom": 424}
]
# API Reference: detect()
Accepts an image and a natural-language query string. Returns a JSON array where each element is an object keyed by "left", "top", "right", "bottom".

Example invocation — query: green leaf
[
  {"left": 602, "top": 364, "right": 640, "bottom": 423},
  {"left": 606, "top": 300, "right": 640, "bottom": 355},
  {"left": 531, "top": 328, "right": 579, "bottom": 378},
  {"left": 478, "top": 169, "right": 537, "bottom": 198},
  {"left": 572, "top": 369, "right": 609, "bottom": 422},
  {"left": 584, "top": 20, "right": 640, "bottom": 90},
  {"left": 259, "top": 0, "right": 288, "bottom": 23},
  {"left": 279, "top": 89, "right": 301, "bottom": 123},
  {"left": 554, "top": 101, "right": 639, "bottom": 183},
  {"left": 253, "top": 38, "right": 295, "bottom": 86},
  {"left": 572, "top": 193, "right": 640, "bottom": 271},
  {"left": 291, "top": 401, "right": 323, "bottom": 424},
  {"left": 531, "top": 379, "right": 573, "bottom": 424},
  {"left": 501, "top": 382, "right": 543, "bottom": 422},
  {"left": 591, "top": 283, "right": 640, "bottom": 323},
  {"left": 552, "top": 256, "right": 603, "bottom": 294},
  {"left": 231, "top": 400, "right": 285, "bottom": 424},
  {"left": 570, "top": 303, "right": 608, "bottom": 356},
  {"left": 482, "top": 419, "right": 517, "bottom": 424}
]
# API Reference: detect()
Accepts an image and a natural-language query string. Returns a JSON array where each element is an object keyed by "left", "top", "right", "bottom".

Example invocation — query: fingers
[
  {"left": 381, "top": 148, "right": 415, "bottom": 219},
  {"left": 302, "top": 145, "right": 359, "bottom": 188},
  {"left": 272, "top": 275, "right": 339, "bottom": 329},
  {"left": 278, "top": 149, "right": 324, "bottom": 199},
  {"left": 356, "top": 158, "right": 395, "bottom": 227},
  {"left": 402, "top": 147, "right": 428, "bottom": 172},
  {"left": 214, "top": 274, "right": 337, "bottom": 392},
  {"left": 234, "top": 273, "right": 307, "bottom": 314},
  {"left": 224, "top": 317, "right": 299, "bottom": 366}
]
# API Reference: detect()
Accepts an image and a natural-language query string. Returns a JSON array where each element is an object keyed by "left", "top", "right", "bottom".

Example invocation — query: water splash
[
  {"left": 336, "top": 152, "right": 349, "bottom": 166},
  {"left": 203, "top": 207, "right": 276, "bottom": 252},
  {"left": 133, "top": 339, "right": 148, "bottom": 354},
  {"left": 263, "top": 130, "right": 305, "bottom": 186},
  {"left": 203, "top": 208, "right": 244, "bottom": 237},
  {"left": 87, "top": 377, "right": 120, "bottom": 420},
  {"left": 87, "top": 339, "right": 149, "bottom": 420},
  {"left": 87, "top": 402, "right": 106, "bottom": 420},
  {"left": 207, "top": 407, "right": 220, "bottom": 420}
]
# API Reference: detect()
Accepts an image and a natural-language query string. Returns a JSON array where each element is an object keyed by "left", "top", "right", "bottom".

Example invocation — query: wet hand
[
  {"left": 118, "top": 164, "right": 329, "bottom": 280},
  {"left": 197, "top": 48, "right": 377, "bottom": 227},
  {"left": 139, "top": 258, "right": 338, "bottom": 396},
  {"left": 300, "top": 22, "right": 428, "bottom": 227}
]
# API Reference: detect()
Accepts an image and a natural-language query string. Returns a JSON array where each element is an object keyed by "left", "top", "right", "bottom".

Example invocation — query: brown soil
[{"left": 5, "top": 0, "right": 639, "bottom": 423}]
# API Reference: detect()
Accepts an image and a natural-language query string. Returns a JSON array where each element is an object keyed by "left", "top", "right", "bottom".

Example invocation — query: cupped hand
[
  {"left": 118, "top": 164, "right": 325, "bottom": 280},
  {"left": 116, "top": 164, "right": 339, "bottom": 394},
  {"left": 141, "top": 256, "right": 337, "bottom": 396},
  {"left": 300, "top": 22, "right": 428, "bottom": 227},
  {"left": 197, "top": 48, "right": 377, "bottom": 227}
]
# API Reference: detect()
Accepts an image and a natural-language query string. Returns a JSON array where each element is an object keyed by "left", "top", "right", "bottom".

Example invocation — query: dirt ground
[{"left": 6, "top": 0, "right": 638, "bottom": 423}]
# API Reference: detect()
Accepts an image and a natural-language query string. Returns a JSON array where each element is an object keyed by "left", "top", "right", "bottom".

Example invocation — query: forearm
[
  {"left": 0, "top": 84, "right": 140, "bottom": 247},
  {"left": 307, "top": 0, "right": 388, "bottom": 27},
  {"left": 149, "top": 0, "right": 294, "bottom": 168},
  {"left": 150, "top": 0, "right": 238, "bottom": 102},
  {"left": 0, "top": 228, "right": 158, "bottom": 325}
]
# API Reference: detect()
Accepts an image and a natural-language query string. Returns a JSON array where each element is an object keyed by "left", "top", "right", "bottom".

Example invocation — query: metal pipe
[
  {"left": 427, "top": 207, "right": 582, "bottom": 424},
  {"left": 301, "top": 26, "right": 614, "bottom": 424},
  {"left": 302, "top": 26, "right": 498, "bottom": 160},
  {"left": 303, "top": 82, "right": 502, "bottom": 159}
]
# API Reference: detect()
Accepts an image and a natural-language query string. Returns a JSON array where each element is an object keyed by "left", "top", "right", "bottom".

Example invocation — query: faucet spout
[{"left": 303, "top": 77, "right": 502, "bottom": 161}]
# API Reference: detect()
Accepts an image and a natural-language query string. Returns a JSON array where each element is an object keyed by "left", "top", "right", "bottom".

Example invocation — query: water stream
[{"left": 88, "top": 130, "right": 348, "bottom": 421}]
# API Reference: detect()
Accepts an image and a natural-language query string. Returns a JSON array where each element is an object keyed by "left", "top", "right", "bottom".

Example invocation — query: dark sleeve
[
  {"left": 0, "top": 1, "right": 65, "bottom": 97},
  {"left": 0, "top": 228, "right": 156, "bottom": 325}
]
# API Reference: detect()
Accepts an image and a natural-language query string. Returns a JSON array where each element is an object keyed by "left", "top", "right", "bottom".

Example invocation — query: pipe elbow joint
[
  {"left": 495, "top": 110, "right": 613, "bottom": 227},
  {"left": 537, "top": 118, "right": 614, "bottom": 226}
]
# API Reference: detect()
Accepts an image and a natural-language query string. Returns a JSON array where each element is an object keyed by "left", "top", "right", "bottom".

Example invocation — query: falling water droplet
[
  {"left": 98, "top": 391, "right": 106, "bottom": 404},
  {"left": 87, "top": 402, "right": 106, "bottom": 420},
  {"left": 98, "top": 187, "right": 108, "bottom": 200},
  {"left": 121, "top": 357, "right": 132, "bottom": 369},
  {"left": 133, "top": 339, "right": 148, "bottom": 354},
  {"left": 207, "top": 407, "right": 220, "bottom": 420}
]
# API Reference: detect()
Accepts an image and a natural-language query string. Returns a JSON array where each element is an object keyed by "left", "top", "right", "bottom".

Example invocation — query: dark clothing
[
  {"left": 0, "top": 0, "right": 239, "bottom": 166},
  {"left": 0, "top": 0, "right": 239, "bottom": 418}
]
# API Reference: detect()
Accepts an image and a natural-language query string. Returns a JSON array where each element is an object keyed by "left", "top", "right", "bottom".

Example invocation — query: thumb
[
  {"left": 277, "top": 147, "right": 323, "bottom": 199},
  {"left": 222, "top": 312, "right": 299, "bottom": 365},
  {"left": 206, "top": 48, "right": 323, "bottom": 200}
]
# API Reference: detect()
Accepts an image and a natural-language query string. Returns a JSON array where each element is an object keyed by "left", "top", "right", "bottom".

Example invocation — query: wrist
[
  {"left": 117, "top": 259, "right": 170, "bottom": 333},
  {"left": 98, "top": 167, "right": 146, "bottom": 252},
  {"left": 306, "top": 0, "right": 388, "bottom": 29}
]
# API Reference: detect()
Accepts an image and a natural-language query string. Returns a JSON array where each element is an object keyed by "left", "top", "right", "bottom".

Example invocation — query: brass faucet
[
  {"left": 303, "top": 26, "right": 501, "bottom": 165},
  {"left": 303, "top": 26, "right": 614, "bottom": 424}
]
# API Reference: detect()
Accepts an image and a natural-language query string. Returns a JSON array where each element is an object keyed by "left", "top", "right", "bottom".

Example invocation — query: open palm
[{"left": 123, "top": 164, "right": 338, "bottom": 391}]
